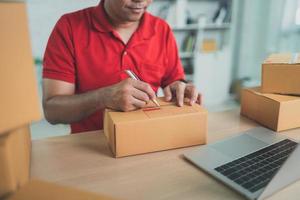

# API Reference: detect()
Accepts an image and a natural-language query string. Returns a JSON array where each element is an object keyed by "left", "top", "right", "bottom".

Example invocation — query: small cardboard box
[
  {"left": 6, "top": 180, "right": 115, "bottom": 200},
  {"left": 104, "top": 99, "right": 207, "bottom": 157},
  {"left": 261, "top": 53, "right": 300, "bottom": 95},
  {"left": 0, "top": 1, "right": 41, "bottom": 198},
  {"left": 201, "top": 39, "right": 217, "bottom": 53},
  {"left": 241, "top": 87, "right": 300, "bottom": 132}
]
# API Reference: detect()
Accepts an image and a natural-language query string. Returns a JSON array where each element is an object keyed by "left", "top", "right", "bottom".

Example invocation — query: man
[{"left": 43, "top": 0, "right": 201, "bottom": 133}]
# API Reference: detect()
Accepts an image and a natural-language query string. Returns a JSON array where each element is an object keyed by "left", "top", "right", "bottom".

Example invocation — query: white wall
[
  {"left": 279, "top": 0, "right": 300, "bottom": 52},
  {"left": 232, "top": 0, "right": 286, "bottom": 83},
  {"left": 27, "top": 0, "right": 99, "bottom": 58}
]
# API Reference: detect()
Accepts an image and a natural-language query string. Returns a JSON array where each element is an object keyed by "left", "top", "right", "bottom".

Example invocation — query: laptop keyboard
[{"left": 214, "top": 139, "right": 297, "bottom": 193}]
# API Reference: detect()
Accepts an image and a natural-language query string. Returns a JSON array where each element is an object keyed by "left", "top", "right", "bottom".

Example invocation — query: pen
[{"left": 124, "top": 69, "right": 160, "bottom": 107}]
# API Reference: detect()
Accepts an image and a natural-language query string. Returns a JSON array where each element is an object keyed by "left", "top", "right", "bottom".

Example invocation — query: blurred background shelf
[
  {"left": 172, "top": 23, "right": 231, "bottom": 31},
  {"left": 149, "top": 0, "right": 234, "bottom": 106},
  {"left": 179, "top": 52, "right": 194, "bottom": 59}
]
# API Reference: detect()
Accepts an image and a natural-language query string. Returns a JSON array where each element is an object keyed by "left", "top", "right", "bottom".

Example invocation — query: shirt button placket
[
  {"left": 120, "top": 50, "right": 128, "bottom": 80},
  {"left": 121, "top": 50, "right": 128, "bottom": 70}
]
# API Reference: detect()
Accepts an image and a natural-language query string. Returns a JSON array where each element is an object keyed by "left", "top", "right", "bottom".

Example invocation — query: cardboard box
[
  {"left": 0, "top": 2, "right": 41, "bottom": 198},
  {"left": 201, "top": 39, "right": 217, "bottom": 53},
  {"left": 241, "top": 87, "right": 300, "bottom": 132},
  {"left": 6, "top": 180, "right": 115, "bottom": 200},
  {"left": 104, "top": 99, "right": 207, "bottom": 157},
  {"left": 0, "top": 2, "right": 116, "bottom": 200},
  {"left": 0, "top": 1, "right": 41, "bottom": 134},
  {"left": 0, "top": 125, "right": 31, "bottom": 198},
  {"left": 261, "top": 53, "right": 300, "bottom": 95}
]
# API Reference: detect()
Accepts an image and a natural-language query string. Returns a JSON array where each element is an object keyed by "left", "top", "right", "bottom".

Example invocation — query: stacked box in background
[
  {"left": 241, "top": 53, "right": 300, "bottom": 132},
  {"left": 0, "top": 1, "right": 115, "bottom": 200},
  {"left": 261, "top": 53, "right": 300, "bottom": 95}
]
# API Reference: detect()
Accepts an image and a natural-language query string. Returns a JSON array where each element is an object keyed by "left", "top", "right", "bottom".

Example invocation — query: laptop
[{"left": 184, "top": 127, "right": 300, "bottom": 200}]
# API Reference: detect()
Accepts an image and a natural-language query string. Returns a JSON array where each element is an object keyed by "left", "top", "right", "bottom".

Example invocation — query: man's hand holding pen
[
  {"left": 102, "top": 70, "right": 201, "bottom": 112},
  {"left": 102, "top": 78, "right": 156, "bottom": 112}
]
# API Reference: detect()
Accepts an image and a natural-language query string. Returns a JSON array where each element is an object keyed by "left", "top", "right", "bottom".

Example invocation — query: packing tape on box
[{"left": 289, "top": 53, "right": 299, "bottom": 64}]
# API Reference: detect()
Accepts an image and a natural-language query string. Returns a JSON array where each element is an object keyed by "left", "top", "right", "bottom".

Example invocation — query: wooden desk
[{"left": 31, "top": 109, "right": 300, "bottom": 200}]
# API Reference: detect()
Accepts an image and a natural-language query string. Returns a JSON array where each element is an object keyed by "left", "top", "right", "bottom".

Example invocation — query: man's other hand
[
  {"left": 103, "top": 78, "right": 156, "bottom": 112},
  {"left": 163, "top": 81, "right": 201, "bottom": 107}
]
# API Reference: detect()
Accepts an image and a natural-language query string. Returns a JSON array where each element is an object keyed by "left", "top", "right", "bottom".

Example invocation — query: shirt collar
[
  {"left": 91, "top": 0, "right": 155, "bottom": 40},
  {"left": 135, "top": 12, "right": 155, "bottom": 40}
]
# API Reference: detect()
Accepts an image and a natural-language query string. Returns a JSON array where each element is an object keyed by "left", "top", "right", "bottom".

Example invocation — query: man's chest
[{"left": 73, "top": 32, "right": 167, "bottom": 93}]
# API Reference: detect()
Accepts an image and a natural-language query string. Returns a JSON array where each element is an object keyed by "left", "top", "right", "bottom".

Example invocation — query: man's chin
[{"left": 126, "top": 14, "right": 144, "bottom": 22}]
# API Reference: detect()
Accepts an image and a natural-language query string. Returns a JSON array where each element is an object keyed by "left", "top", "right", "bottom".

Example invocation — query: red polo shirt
[{"left": 43, "top": 1, "right": 185, "bottom": 133}]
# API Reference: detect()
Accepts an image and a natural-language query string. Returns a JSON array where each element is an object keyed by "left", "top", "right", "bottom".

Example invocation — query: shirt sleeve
[
  {"left": 43, "top": 15, "right": 76, "bottom": 83},
  {"left": 161, "top": 25, "right": 185, "bottom": 88}
]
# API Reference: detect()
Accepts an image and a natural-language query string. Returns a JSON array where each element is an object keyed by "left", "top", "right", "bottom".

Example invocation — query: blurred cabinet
[{"left": 149, "top": 0, "right": 234, "bottom": 106}]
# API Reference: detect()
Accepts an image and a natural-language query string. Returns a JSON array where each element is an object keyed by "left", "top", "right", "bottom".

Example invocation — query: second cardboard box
[{"left": 241, "top": 87, "right": 300, "bottom": 132}]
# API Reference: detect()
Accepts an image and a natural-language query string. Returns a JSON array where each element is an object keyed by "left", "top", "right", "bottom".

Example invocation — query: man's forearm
[
  {"left": 43, "top": 78, "right": 155, "bottom": 125},
  {"left": 43, "top": 88, "right": 106, "bottom": 124}
]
